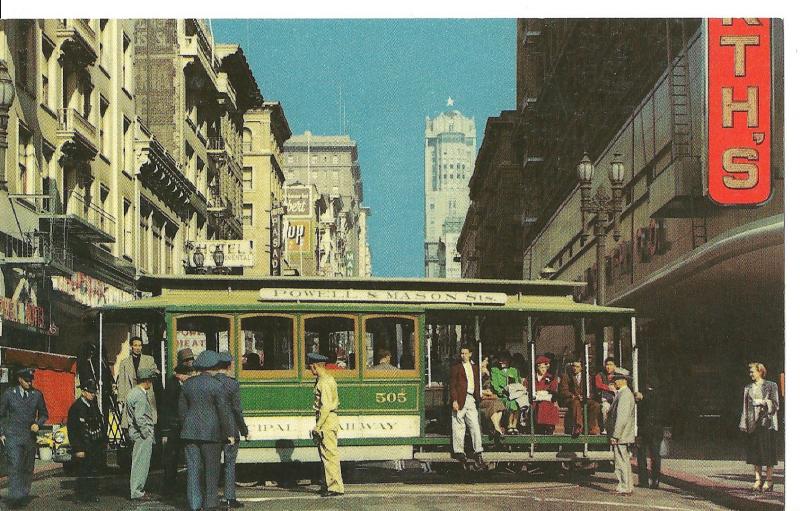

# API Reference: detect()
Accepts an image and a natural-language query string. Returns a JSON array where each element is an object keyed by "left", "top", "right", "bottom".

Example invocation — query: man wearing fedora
[
  {"left": 0, "top": 368, "right": 49, "bottom": 509},
  {"left": 126, "top": 365, "right": 160, "bottom": 501},
  {"left": 67, "top": 380, "right": 105, "bottom": 503},
  {"left": 308, "top": 352, "right": 344, "bottom": 497},
  {"left": 179, "top": 350, "right": 235, "bottom": 511},
  {"left": 117, "top": 337, "right": 159, "bottom": 437},
  {"left": 160, "top": 348, "right": 195, "bottom": 495},
  {"left": 215, "top": 352, "right": 249, "bottom": 508},
  {"left": 608, "top": 368, "right": 636, "bottom": 495}
]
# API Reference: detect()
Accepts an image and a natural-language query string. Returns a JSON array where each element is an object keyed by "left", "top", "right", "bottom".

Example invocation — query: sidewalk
[
  {"left": 0, "top": 459, "right": 62, "bottom": 488},
  {"left": 633, "top": 457, "right": 784, "bottom": 510}
]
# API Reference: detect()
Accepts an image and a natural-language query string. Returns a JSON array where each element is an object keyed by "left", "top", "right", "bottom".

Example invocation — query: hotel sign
[
  {"left": 259, "top": 288, "right": 508, "bottom": 305},
  {"left": 707, "top": 18, "right": 772, "bottom": 205}
]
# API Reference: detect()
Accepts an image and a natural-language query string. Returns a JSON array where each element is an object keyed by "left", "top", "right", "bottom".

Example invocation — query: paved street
[{"left": 1, "top": 462, "right": 730, "bottom": 511}]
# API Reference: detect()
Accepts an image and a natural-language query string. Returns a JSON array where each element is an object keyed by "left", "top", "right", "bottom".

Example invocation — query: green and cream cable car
[{"left": 96, "top": 276, "right": 637, "bottom": 467}]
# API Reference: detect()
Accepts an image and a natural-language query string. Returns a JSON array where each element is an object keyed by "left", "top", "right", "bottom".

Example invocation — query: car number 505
[{"left": 375, "top": 391, "right": 407, "bottom": 403}]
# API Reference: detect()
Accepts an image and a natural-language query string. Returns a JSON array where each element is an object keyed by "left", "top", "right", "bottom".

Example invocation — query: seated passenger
[
  {"left": 372, "top": 349, "right": 399, "bottom": 371},
  {"left": 594, "top": 357, "right": 618, "bottom": 432},
  {"left": 558, "top": 360, "right": 602, "bottom": 436},
  {"left": 243, "top": 352, "right": 261, "bottom": 370},
  {"left": 478, "top": 355, "right": 506, "bottom": 441},
  {"left": 491, "top": 351, "right": 523, "bottom": 435},
  {"left": 532, "top": 355, "right": 559, "bottom": 434}
]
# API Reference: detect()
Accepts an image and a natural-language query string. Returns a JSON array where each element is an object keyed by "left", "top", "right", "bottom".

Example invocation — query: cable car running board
[{"left": 413, "top": 451, "right": 614, "bottom": 463}]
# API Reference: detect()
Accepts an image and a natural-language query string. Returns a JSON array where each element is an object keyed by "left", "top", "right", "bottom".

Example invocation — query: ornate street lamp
[
  {"left": 192, "top": 246, "right": 205, "bottom": 273},
  {"left": 577, "top": 152, "right": 626, "bottom": 365},
  {"left": 576, "top": 152, "right": 626, "bottom": 307},
  {"left": 0, "top": 60, "right": 16, "bottom": 191},
  {"left": 213, "top": 244, "right": 225, "bottom": 269}
]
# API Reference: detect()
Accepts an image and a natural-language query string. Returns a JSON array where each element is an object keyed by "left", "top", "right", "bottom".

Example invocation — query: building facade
[
  {"left": 457, "top": 110, "right": 521, "bottom": 279},
  {"left": 242, "top": 102, "right": 291, "bottom": 276},
  {"left": 424, "top": 107, "right": 476, "bottom": 278},
  {"left": 472, "top": 19, "right": 784, "bottom": 441},
  {"left": 282, "top": 132, "right": 370, "bottom": 276}
]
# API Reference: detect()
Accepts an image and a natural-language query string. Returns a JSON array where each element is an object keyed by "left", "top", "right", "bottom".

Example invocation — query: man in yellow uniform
[{"left": 308, "top": 353, "right": 344, "bottom": 497}]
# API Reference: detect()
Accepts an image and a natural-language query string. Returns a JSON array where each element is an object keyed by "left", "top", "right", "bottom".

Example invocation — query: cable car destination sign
[{"left": 259, "top": 288, "right": 508, "bottom": 305}]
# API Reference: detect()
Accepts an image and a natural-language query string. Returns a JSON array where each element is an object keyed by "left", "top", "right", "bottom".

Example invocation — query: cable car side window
[
  {"left": 303, "top": 315, "right": 357, "bottom": 376},
  {"left": 174, "top": 315, "right": 232, "bottom": 361},
  {"left": 364, "top": 316, "right": 417, "bottom": 375},
  {"left": 240, "top": 315, "right": 296, "bottom": 377}
]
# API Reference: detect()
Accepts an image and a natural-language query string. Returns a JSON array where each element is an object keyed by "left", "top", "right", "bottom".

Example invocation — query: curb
[{"left": 632, "top": 461, "right": 784, "bottom": 511}]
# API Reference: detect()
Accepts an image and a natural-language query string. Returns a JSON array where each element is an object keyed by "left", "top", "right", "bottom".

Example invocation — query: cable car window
[
  {"left": 240, "top": 316, "right": 294, "bottom": 371},
  {"left": 365, "top": 317, "right": 416, "bottom": 371},
  {"left": 175, "top": 315, "right": 230, "bottom": 358},
  {"left": 304, "top": 316, "right": 356, "bottom": 371}
]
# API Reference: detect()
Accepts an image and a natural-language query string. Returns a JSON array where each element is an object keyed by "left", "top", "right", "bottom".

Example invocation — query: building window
[
  {"left": 139, "top": 212, "right": 150, "bottom": 270},
  {"left": 122, "top": 117, "right": 132, "bottom": 172},
  {"left": 287, "top": 154, "right": 294, "bottom": 164},
  {"left": 17, "top": 124, "right": 35, "bottom": 195},
  {"left": 15, "top": 22, "right": 34, "bottom": 92},
  {"left": 185, "top": 143, "right": 195, "bottom": 184},
  {"left": 242, "top": 203, "right": 253, "bottom": 226},
  {"left": 122, "top": 34, "right": 132, "bottom": 92},
  {"left": 152, "top": 217, "right": 163, "bottom": 273},
  {"left": 99, "top": 96, "right": 110, "bottom": 157},
  {"left": 41, "top": 38, "right": 54, "bottom": 109},
  {"left": 165, "top": 231, "right": 175, "bottom": 274},
  {"left": 311, "top": 155, "right": 318, "bottom": 165},
  {"left": 99, "top": 19, "right": 111, "bottom": 70},
  {"left": 196, "top": 157, "right": 205, "bottom": 195},
  {"left": 42, "top": 144, "right": 55, "bottom": 210},
  {"left": 123, "top": 199, "right": 132, "bottom": 258},
  {"left": 332, "top": 155, "right": 339, "bottom": 164},
  {"left": 243, "top": 166, "right": 253, "bottom": 190},
  {"left": 99, "top": 185, "right": 110, "bottom": 235},
  {"left": 242, "top": 128, "right": 252, "bottom": 153}
]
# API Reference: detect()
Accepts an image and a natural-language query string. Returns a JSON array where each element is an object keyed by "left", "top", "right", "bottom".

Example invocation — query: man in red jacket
[{"left": 449, "top": 344, "right": 486, "bottom": 467}]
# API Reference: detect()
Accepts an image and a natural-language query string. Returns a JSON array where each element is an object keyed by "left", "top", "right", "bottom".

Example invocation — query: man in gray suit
[
  {"left": 180, "top": 350, "right": 235, "bottom": 511},
  {"left": 215, "top": 352, "right": 249, "bottom": 509},
  {"left": 117, "top": 337, "right": 158, "bottom": 432},
  {"left": 607, "top": 368, "right": 636, "bottom": 495},
  {"left": 0, "top": 368, "right": 49, "bottom": 509},
  {"left": 126, "top": 365, "right": 159, "bottom": 501}
]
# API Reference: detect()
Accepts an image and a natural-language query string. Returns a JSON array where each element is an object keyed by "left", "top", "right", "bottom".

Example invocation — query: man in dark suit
[
  {"left": 559, "top": 360, "right": 602, "bottom": 436},
  {"left": 635, "top": 379, "right": 666, "bottom": 488},
  {"left": 215, "top": 352, "right": 248, "bottom": 509},
  {"left": 0, "top": 368, "right": 49, "bottom": 509},
  {"left": 179, "top": 350, "right": 235, "bottom": 511},
  {"left": 160, "top": 348, "right": 194, "bottom": 495},
  {"left": 67, "top": 380, "right": 105, "bottom": 503},
  {"left": 449, "top": 344, "right": 486, "bottom": 467}
]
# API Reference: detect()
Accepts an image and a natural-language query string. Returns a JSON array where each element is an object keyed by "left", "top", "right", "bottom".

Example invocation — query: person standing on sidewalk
[
  {"left": 215, "top": 352, "right": 249, "bottom": 508},
  {"left": 67, "top": 380, "right": 105, "bottom": 503},
  {"left": 739, "top": 362, "right": 779, "bottom": 492},
  {"left": 126, "top": 365, "right": 159, "bottom": 502},
  {"left": 0, "top": 368, "right": 49, "bottom": 509},
  {"left": 608, "top": 368, "right": 635, "bottom": 495},
  {"left": 635, "top": 378, "right": 666, "bottom": 489},
  {"left": 308, "top": 352, "right": 344, "bottom": 497},
  {"left": 160, "top": 348, "right": 194, "bottom": 496},
  {"left": 179, "top": 350, "right": 235, "bottom": 511}
]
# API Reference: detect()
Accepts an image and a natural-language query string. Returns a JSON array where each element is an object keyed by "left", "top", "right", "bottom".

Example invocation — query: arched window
[{"left": 242, "top": 128, "right": 252, "bottom": 153}]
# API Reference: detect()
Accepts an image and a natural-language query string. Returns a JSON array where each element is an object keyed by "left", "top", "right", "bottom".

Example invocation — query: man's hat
[
  {"left": 137, "top": 365, "right": 160, "bottom": 381},
  {"left": 80, "top": 380, "right": 98, "bottom": 393},
  {"left": 612, "top": 368, "right": 631, "bottom": 381},
  {"left": 176, "top": 348, "right": 195, "bottom": 365},
  {"left": 307, "top": 352, "right": 329, "bottom": 365},
  {"left": 193, "top": 350, "right": 219, "bottom": 370},
  {"left": 16, "top": 368, "right": 34, "bottom": 381},
  {"left": 217, "top": 352, "right": 233, "bottom": 365}
]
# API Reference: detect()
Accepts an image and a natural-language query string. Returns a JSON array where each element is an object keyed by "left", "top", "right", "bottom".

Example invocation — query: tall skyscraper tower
[{"left": 424, "top": 100, "right": 477, "bottom": 278}]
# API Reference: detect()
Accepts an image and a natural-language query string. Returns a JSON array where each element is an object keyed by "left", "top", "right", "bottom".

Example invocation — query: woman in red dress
[{"left": 532, "top": 355, "right": 560, "bottom": 434}]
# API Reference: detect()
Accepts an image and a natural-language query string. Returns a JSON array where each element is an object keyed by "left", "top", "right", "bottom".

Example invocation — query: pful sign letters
[{"left": 707, "top": 18, "right": 772, "bottom": 205}]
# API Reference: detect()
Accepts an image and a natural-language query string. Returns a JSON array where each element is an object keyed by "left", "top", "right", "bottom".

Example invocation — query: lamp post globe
[
  {"left": 576, "top": 152, "right": 595, "bottom": 183},
  {"left": 213, "top": 245, "right": 224, "bottom": 268},
  {"left": 0, "top": 60, "right": 15, "bottom": 112},
  {"left": 609, "top": 153, "right": 626, "bottom": 186}
]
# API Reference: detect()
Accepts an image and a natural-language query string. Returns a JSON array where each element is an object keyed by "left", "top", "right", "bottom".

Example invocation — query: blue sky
[{"left": 212, "top": 19, "right": 516, "bottom": 277}]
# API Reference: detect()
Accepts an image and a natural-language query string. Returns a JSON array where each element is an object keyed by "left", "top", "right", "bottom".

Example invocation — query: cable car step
[{"left": 413, "top": 451, "right": 614, "bottom": 463}]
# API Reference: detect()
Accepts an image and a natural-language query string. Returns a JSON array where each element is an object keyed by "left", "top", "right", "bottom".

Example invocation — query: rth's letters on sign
[{"left": 707, "top": 18, "right": 772, "bottom": 206}]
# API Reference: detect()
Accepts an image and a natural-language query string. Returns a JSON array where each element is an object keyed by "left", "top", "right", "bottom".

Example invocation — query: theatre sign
[{"left": 707, "top": 18, "right": 772, "bottom": 206}]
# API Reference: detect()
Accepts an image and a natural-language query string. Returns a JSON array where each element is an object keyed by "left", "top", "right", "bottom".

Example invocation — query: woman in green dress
[{"left": 491, "top": 351, "right": 522, "bottom": 434}]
